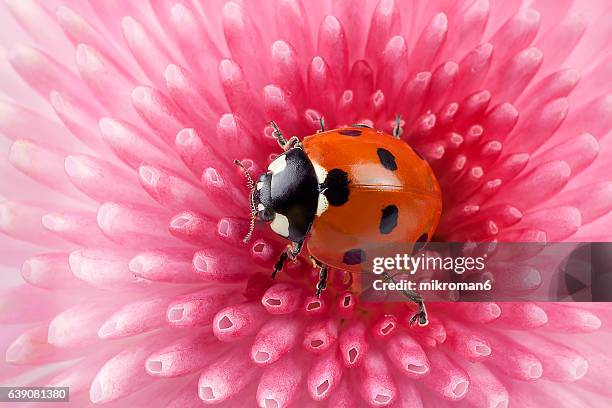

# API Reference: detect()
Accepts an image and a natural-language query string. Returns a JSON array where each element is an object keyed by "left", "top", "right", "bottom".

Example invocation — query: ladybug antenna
[{"left": 234, "top": 160, "right": 257, "bottom": 243}]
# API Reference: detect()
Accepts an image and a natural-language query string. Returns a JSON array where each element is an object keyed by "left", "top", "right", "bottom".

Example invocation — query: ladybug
[{"left": 235, "top": 118, "right": 442, "bottom": 325}]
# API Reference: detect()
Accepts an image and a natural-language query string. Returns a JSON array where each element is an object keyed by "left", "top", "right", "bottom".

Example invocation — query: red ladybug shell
[{"left": 302, "top": 126, "right": 442, "bottom": 272}]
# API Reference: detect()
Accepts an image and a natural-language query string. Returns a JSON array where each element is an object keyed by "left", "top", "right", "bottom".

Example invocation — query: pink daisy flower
[{"left": 1, "top": 0, "right": 611, "bottom": 406}]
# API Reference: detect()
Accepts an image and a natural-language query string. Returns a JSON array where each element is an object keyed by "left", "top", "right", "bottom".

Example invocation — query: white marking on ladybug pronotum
[
  {"left": 311, "top": 160, "right": 327, "bottom": 184},
  {"left": 270, "top": 213, "right": 290, "bottom": 237},
  {"left": 316, "top": 194, "right": 329, "bottom": 216},
  {"left": 267, "top": 154, "right": 287, "bottom": 174}
]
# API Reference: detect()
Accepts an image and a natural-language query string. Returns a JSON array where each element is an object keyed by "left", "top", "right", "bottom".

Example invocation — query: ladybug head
[{"left": 235, "top": 149, "right": 320, "bottom": 244}]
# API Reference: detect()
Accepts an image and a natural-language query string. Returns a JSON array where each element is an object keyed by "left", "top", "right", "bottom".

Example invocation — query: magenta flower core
[{"left": 0, "top": 0, "right": 611, "bottom": 406}]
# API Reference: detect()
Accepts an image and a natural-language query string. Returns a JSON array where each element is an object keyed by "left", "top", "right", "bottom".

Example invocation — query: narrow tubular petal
[
  {"left": 460, "top": 362, "right": 509, "bottom": 408},
  {"left": 490, "top": 303, "right": 548, "bottom": 330},
  {"left": 6, "top": 0, "right": 73, "bottom": 60},
  {"left": 89, "top": 336, "right": 166, "bottom": 404},
  {"left": 536, "top": 303, "right": 602, "bottom": 333},
  {"left": 222, "top": 1, "right": 267, "bottom": 88},
  {"left": 75, "top": 44, "right": 139, "bottom": 121},
  {"left": 536, "top": 12, "right": 587, "bottom": 75},
  {"left": 139, "top": 165, "right": 210, "bottom": 212},
  {"left": 308, "top": 56, "right": 337, "bottom": 123},
  {"left": 65, "top": 155, "right": 149, "bottom": 204},
  {"left": 491, "top": 161, "right": 570, "bottom": 209},
  {"left": 338, "top": 321, "right": 368, "bottom": 367},
  {"left": 169, "top": 2, "right": 222, "bottom": 82},
  {"left": 377, "top": 36, "right": 408, "bottom": 102},
  {"left": 392, "top": 377, "right": 423, "bottom": 407},
  {"left": 490, "top": 47, "right": 543, "bottom": 104},
  {"left": 121, "top": 16, "right": 173, "bottom": 88},
  {"left": 213, "top": 301, "right": 268, "bottom": 342},
  {"left": 326, "top": 378, "right": 358, "bottom": 407},
  {"left": 365, "top": 0, "right": 400, "bottom": 65},
  {"left": 256, "top": 354, "right": 304, "bottom": 408},
  {"left": 453, "top": 43, "right": 493, "bottom": 99},
  {"left": 165, "top": 64, "right": 220, "bottom": 129},
  {"left": 358, "top": 349, "right": 397, "bottom": 406},
  {"left": 48, "top": 303, "right": 114, "bottom": 348},
  {"left": 45, "top": 353, "right": 112, "bottom": 397},
  {"left": 263, "top": 85, "right": 301, "bottom": 135},
  {"left": 560, "top": 94, "right": 612, "bottom": 141},
  {"left": 443, "top": 319, "right": 491, "bottom": 362},
  {"left": 98, "top": 296, "right": 171, "bottom": 339},
  {"left": 69, "top": 248, "right": 141, "bottom": 290},
  {"left": 409, "top": 13, "right": 448, "bottom": 75},
  {"left": 261, "top": 283, "right": 305, "bottom": 314},
  {"left": 193, "top": 247, "right": 257, "bottom": 282},
  {"left": 307, "top": 348, "right": 343, "bottom": 400},
  {"left": 166, "top": 287, "right": 237, "bottom": 328},
  {"left": 129, "top": 249, "right": 199, "bottom": 283},
  {"left": 521, "top": 206, "right": 581, "bottom": 241},
  {"left": 97, "top": 202, "right": 175, "bottom": 248},
  {"left": 168, "top": 210, "right": 220, "bottom": 245},
  {"left": 444, "top": 0, "right": 489, "bottom": 59},
  {"left": 198, "top": 352, "right": 260, "bottom": 404},
  {"left": 8, "top": 44, "right": 91, "bottom": 106},
  {"left": 434, "top": 302, "right": 501, "bottom": 323},
  {"left": 0, "top": 201, "right": 65, "bottom": 248},
  {"left": 6, "top": 325, "right": 79, "bottom": 365},
  {"left": 531, "top": 133, "right": 599, "bottom": 175},
  {"left": 55, "top": 5, "right": 118, "bottom": 58},
  {"left": 251, "top": 316, "right": 303, "bottom": 366},
  {"left": 146, "top": 332, "right": 224, "bottom": 377},
  {"left": 99, "top": 118, "right": 183, "bottom": 173},
  {"left": 556, "top": 182, "right": 612, "bottom": 225},
  {"left": 371, "top": 314, "right": 398, "bottom": 339},
  {"left": 271, "top": 40, "right": 306, "bottom": 106},
  {"left": 489, "top": 8, "right": 540, "bottom": 69},
  {"left": 485, "top": 331, "right": 543, "bottom": 381},
  {"left": 42, "top": 211, "right": 113, "bottom": 247},
  {"left": 21, "top": 252, "right": 85, "bottom": 290},
  {"left": 385, "top": 331, "right": 429, "bottom": 377},
  {"left": 519, "top": 333, "right": 588, "bottom": 382},
  {"left": 0, "top": 100, "right": 74, "bottom": 145},
  {"left": 303, "top": 318, "right": 339, "bottom": 354},
  {"left": 219, "top": 59, "right": 266, "bottom": 130},
  {"left": 422, "top": 348, "right": 469, "bottom": 401},
  {"left": 131, "top": 86, "right": 189, "bottom": 146},
  {"left": 9, "top": 140, "right": 79, "bottom": 198},
  {"left": 49, "top": 91, "right": 108, "bottom": 153},
  {"left": 318, "top": 15, "right": 349, "bottom": 90}
]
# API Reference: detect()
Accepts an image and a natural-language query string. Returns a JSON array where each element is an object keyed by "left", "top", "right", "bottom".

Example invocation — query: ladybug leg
[
  {"left": 270, "top": 121, "right": 301, "bottom": 151},
  {"left": 317, "top": 117, "right": 325, "bottom": 133},
  {"left": 407, "top": 295, "right": 428, "bottom": 327},
  {"left": 272, "top": 241, "right": 303, "bottom": 279},
  {"left": 311, "top": 258, "right": 329, "bottom": 297},
  {"left": 392, "top": 114, "right": 404, "bottom": 138},
  {"left": 382, "top": 271, "right": 428, "bottom": 326}
]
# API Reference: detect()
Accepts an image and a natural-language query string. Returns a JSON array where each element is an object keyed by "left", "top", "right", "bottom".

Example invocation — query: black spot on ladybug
[
  {"left": 343, "top": 248, "right": 365, "bottom": 265},
  {"left": 379, "top": 205, "right": 399, "bottom": 234},
  {"left": 413, "top": 233, "right": 429, "bottom": 253},
  {"left": 339, "top": 129, "right": 362, "bottom": 137},
  {"left": 321, "top": 168, "right": 350, "bottom": 206},
  {"left": 377, "top": 148, "right": 397, "bottom": 171}
]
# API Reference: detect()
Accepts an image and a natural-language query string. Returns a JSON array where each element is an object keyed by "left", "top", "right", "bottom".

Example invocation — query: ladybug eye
[{"left": 258, "top": 208, "right": 275, "bottom": 222}]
